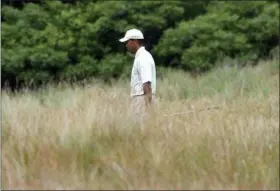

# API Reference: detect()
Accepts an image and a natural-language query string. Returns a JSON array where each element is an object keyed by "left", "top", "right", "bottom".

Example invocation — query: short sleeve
[{"left": 138, "top": 57, "right": 152, "bottom": 84}]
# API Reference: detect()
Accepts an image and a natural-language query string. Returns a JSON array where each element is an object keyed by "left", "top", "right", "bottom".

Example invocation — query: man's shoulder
[
  {"left": 143, "top": 49, "right": 153, "bottom": 56},
  {"left": 140, "top": 49, "right": 155, "bottom": 62}
]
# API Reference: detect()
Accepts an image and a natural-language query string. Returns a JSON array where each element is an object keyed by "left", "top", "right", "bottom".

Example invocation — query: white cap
[{"left": 119, "top": 28, "right": 144, "bottom": 42}]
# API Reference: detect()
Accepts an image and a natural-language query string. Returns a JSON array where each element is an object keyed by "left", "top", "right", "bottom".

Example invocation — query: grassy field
[{"left": 2, "top": 60, "right": 279, "bottom": 190}]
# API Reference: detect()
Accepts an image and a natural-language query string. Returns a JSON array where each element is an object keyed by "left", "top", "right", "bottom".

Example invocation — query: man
[{"left": 119, "top": 28, "right": 156, "bottom": 120}]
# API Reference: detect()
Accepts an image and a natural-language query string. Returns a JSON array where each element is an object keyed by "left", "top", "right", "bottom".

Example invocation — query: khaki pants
[{"left": 130, "top": 94, "right": 156, "bottom": 123}]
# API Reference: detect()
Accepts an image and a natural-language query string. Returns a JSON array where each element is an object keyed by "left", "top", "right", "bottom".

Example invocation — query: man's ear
[{"left": 132, "top": 39, "right": 139, "bottom": 45}]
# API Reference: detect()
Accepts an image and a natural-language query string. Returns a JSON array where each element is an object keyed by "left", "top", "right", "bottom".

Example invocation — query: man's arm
[
  {"left": 138, "top": 58, "right": 153, "bottom": 106},
  {"left": 143, "top": 81, "right": 152, "bottom": 105}
]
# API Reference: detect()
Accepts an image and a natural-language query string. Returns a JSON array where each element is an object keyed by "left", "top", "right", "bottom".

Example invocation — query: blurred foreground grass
[{"left": 2, "top": 60, "right": 279, "bottom": 189}]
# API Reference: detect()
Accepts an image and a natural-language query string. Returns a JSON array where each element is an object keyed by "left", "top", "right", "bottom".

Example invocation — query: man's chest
[{"left": 131, "top": 59, "right": 140, "bottom": 78}]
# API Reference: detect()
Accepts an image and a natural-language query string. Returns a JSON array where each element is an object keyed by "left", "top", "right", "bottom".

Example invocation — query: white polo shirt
[{"left": 130, "top": 46, "right": 156, "bottom": 97}]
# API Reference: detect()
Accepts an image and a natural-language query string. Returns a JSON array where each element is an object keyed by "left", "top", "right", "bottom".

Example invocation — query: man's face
[{"left": 125, "top": 39, "right": 137, "bottom": 53}]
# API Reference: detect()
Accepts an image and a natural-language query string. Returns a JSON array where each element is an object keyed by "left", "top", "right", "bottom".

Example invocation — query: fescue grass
[{"left": 2, "top": 60, "right": 279, "bottom": 189}]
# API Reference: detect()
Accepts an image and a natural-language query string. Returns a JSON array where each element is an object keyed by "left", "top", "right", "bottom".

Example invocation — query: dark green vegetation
[{"left": 1, "top": 0, "right": 279, "bottom": 89}]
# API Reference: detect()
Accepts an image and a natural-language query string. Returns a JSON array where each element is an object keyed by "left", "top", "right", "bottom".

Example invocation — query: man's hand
[{"left": 143, "top": 82, "right": 152, "bottom": 106}]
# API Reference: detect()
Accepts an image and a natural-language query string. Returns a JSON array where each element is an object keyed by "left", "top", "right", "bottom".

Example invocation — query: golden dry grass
[{"left": 2, "top": 60, "right": 279, "bottom": 189}]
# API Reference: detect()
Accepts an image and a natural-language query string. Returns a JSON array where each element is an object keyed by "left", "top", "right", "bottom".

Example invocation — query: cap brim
[{"left": 119, "top": 37, "right": 128, "bottom": 42}]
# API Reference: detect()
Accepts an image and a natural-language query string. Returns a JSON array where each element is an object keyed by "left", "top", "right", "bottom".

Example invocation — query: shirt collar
[{"left": 135, "top": 46, "right": 145, "bottom": 57}]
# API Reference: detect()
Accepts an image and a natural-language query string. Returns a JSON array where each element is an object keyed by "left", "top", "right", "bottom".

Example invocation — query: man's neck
[
  {"left": 135, "top": 45, "right": 144, "bottom": 56},
  {"left": 135, "top": 45, "right": 142, "bottom": 52}
]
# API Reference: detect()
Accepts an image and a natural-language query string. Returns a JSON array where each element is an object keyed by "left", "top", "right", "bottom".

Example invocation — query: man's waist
[{"left": 131, "top": 93, "right": 156, "bottom": 98}]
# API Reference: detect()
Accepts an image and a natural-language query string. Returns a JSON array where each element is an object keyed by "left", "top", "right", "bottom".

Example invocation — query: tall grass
[{"left": 2, "top": 60, "right": 279, "bottom": 189}]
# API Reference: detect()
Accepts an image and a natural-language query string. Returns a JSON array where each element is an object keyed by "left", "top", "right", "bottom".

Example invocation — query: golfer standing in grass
[{"left": 119, "top": 28, "right": 156, "bottom": 121}]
